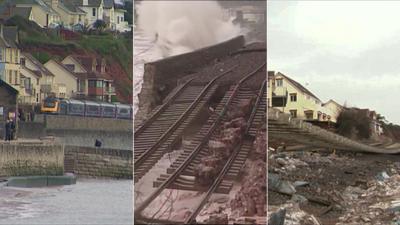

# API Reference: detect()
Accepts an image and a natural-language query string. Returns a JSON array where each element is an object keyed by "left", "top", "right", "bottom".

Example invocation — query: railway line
[
  {"left": 134, "top": 62, "right": 266, "bottom": 224},
  {"left": 268, "top": 108, "right": 400, "bottom": 154},
  {"left": 134, "top": 66, "right": 238, "bottom": 182}
]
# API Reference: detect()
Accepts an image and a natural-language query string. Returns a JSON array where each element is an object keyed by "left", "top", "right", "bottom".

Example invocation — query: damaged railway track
[
  {"left": 268, "top": 108, "right": 400, "bottom": 154},
  {"left": 134, "top": 65, "right": 238, "bottom": 182},
  {"left": 134, "top": 62, "right": 266, "bottom": 224}
]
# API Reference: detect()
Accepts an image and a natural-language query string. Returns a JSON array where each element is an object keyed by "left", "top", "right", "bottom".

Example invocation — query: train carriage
[
  {"left": 84, "top": 101, "right": 101, "bottom": 117},
  {"left": 40, "top": 97, "right": 132, "bottom": 119}
]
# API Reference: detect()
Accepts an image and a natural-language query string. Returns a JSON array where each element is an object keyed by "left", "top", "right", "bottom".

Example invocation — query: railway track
[
  {"left": 134, "top": 66, "right": 238, "bottom": 182},
  {"left": 268, "top": 108, "right": 400, "bottom": 154},
  {"left": 134, "top": 62, "right": 266, "bottom": 224}
]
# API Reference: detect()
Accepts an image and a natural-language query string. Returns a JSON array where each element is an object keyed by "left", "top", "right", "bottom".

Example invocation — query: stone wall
[
  {"left": 64, "top": 146, "right": 132, "bottom": 179},
  {"left": 0, "top": 143, "right": 64, "bottom": 177},
  {"left": 136, "top": 36, "right": 245, "bottom": 123}
]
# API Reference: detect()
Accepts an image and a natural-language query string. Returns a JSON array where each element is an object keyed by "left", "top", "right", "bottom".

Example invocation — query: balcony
[
  {"left": 273, "top": 86, "right": 288, "bottom": 97},
  {"left": 104, "top": 86, "right": 115, "bottom": 94}
]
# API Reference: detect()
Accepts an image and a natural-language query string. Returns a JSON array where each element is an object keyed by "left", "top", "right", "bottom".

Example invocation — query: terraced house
[{"left": 0, "top": 25, "right": 21, "bottom": 99}]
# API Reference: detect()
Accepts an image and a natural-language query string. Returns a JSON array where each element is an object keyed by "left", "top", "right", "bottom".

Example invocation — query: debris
[
  {"left": 268, "top": 208, "right": 286, "bottom": 225},
  {"left": 376, "top": 171, "right": 390, "bottom": 181}
]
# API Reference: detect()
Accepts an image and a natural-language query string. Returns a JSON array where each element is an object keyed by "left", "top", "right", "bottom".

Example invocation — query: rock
[
  {"left": 388, "top": 200, "right": 400, "bottom": 212},
  {"left": 206, "top": 213, "right": 228, "bottom": 224},
  {"left": 276, "top": 158, "right": 287, "bottom": 166},
  {"left": 268, "top": 208, "right": 286, "bottom": 225},
  {"left": 291, "top": 194, "right": 308, "bottom": 204},
  {"left": 268, "top": 173, "right": 281, "bottom": 190},
  {"left": 278, "top": 181, "right": 296, "bottom": 195},
  {"left": 194, "top": 165, "right": 217, "bottom": 186},
  {"left": 376, "top": 171, "right": 390, "bottom": 181},
  {"left": 293, "top": 181, "right": 309, "bottom": 188}
]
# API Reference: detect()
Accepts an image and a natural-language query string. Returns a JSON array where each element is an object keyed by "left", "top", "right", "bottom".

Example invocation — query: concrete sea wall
[
  {"left": 0, "top": 143, "right": 64, "bottom": 177},
  {"left": 64, "top": 146, "right": 132, "bottom": 179}
]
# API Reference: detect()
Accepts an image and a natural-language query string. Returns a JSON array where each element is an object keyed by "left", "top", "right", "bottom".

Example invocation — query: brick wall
[{"left": 64, "top": 146, "right": 132, "bottom": 179}]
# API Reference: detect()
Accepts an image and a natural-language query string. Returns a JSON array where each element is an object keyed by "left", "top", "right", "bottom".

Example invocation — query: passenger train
[{"left": 41, "top": 97, "right": 133, "bottom": 119}]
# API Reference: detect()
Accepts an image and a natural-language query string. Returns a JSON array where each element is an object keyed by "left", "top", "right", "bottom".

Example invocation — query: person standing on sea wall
[{"left": 4, "top": 119, "right": 11, "bottom": 141}]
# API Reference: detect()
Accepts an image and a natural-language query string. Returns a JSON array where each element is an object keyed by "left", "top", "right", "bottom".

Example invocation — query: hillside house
[
  {"left": 0, "top": 5, "right": 34, "bottom": 21},
  {"left": 62, "top": 55, "right": 115, "bottom": 102},
  {"left": 71, "top": 0, "right": 104, "bottom": 26},
  {"left": 44, "top": 0, "right": 85, "bottom": 27},
  {"left": 113, "top": 3, "right": 129, "bottom": 32},
  {"left": 0, "top": 79, "right": 18, "bottom": 131},
  {"left": 15, "top": 0, "right": 61, "bottom": 27}
]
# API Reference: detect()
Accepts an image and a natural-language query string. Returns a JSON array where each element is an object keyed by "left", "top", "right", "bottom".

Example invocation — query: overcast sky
[{"left": 268, "top": 1, "right": 400, "bottom": 124}]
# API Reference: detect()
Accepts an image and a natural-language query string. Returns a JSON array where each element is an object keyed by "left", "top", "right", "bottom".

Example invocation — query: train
[{"left": 40, "top": 97, "right": 133, "bottom": 119}]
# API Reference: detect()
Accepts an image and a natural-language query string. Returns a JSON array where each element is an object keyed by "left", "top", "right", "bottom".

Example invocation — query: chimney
[{"left": 83, "top": 0, "right": 88, "bottom": 6}]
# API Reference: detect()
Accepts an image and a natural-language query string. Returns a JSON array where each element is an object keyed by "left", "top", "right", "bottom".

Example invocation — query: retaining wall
[
  {"left": 64, "top": 146, "right": 132, "bottom": 179},
  {"left": 0, "top": 143, "right": 64, "bottom": 177}
]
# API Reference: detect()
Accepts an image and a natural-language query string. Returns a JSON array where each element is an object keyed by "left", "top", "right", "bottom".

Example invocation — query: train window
[
  {"left": 119, "top": 108, "right": 128, "bottom": 114},
  {"left": 87, "top": 105, "right": 99, "bottom": 112},
  {"left": 44, "top": 99, "right": 56, "bottom": 108},
  {"left": 104, "top": 107, "right": 114, "bottom": 113}
]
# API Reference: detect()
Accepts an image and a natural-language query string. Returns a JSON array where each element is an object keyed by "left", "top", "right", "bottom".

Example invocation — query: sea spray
[
  {"left": 136, "top": 1, "right": 242, "bottom": 57},
  {"left": 134, "top": 1, "right": 242, "bottom": 117}
]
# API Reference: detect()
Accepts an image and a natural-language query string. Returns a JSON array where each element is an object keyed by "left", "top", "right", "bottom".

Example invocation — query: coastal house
[
  {"left": 0, "top": 25, "right": 22, "bottom": 100},
  {"left": 19, "top": 53, "right": 55, "bottom": 104},
  {"left": 15, "top": 0, "right": 61, "bottom": 27},
  {"left": 44, "top": 59, "right": 77, "bottom": 98},
  {"left": 61, "top": 55, "right": 115, "bottom": 102},
  {"left": 44, "top": 0, "right": 86, "bottom": 27},
  {"left": 270, "top": 72, "right": 323, "bottom": 121},
  {"left": 321, "top": 99, "right": 343, "bottom": 123}
]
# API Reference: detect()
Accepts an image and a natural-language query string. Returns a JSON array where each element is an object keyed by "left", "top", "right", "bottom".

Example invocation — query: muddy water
[{"left": 0, "top": 179, "right": 132, "bottom": 225}]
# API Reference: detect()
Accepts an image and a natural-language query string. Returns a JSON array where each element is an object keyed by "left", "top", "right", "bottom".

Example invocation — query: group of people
[{"left": 4, "top": 119, "right": 16, "bottom": 141}]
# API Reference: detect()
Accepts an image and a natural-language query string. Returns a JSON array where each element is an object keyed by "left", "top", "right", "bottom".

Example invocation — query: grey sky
[{"left": 268, "top": 1, "right": 400, "bottom": 124}]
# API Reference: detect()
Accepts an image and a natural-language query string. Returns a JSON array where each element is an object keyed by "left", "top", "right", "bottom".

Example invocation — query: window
[
  {"left": 9, "top": 49, "right": 12, "bottom": 63},
  {"left": 37, "top": 78, "right": 39, "bottom": 85},
  {"left": 14, "top": 71, "right": 18, "bottom": 84},
  {"left": 0, "top": 49, "right": 3, "bottom": 62},
  {"left": 20, "top": 58, "right": 25, "bottom": 66},
  {"left": 305, "top": 111, "right": 314, "bottom": 120},
  {"left": 290, "top": 93, "right": 297, "bottom": 102},
  {"left": 276, "top": 78, "right": 283, "bottom": 87},
  {"left": 8, "top": 70, "right": 12, "bottom": 84},
  {"left": 117, "top": 16, "right": 119, "bottom": 24},
  {"left": 92, "top": 8, "right": 96, "bottom": 17},
  {"left": 88, "top": 80, "right": 96, "bottom": 87},
  {"left": 79, "top": 15, "right": 82, "bottom": 22},
  {"left": 289, "top": 110, "right": 297, "bottom": 118},
  {"left": 96, "top": 80, "right": 103, "bottom": 88},
  {"left": 14, "top": 50, "right": 18, "bottom": 63}
]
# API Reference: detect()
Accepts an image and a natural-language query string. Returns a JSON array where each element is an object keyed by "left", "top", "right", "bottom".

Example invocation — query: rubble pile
[
  {"left": 230, "top": 159, "right": 266, "bottom": 217},
  {"left": 268, "top": 148, "right": 400, "bottom": 224},
  {"left": 194, "top": 98, "right": 254, "bottom": 186},
  {"left": 253, "top": 129, "right": 267, "bottom": 160}
]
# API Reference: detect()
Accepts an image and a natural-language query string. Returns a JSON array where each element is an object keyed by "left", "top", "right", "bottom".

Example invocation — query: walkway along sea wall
[
  {"left": 0, "top": 143, "right": 64, "bottom": 177},
  {"left": 136, "top": 36, "right": 245, "bottom": 123},
  {"left": 64, "top": 146, "right": 132, "bottom": 179}
]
